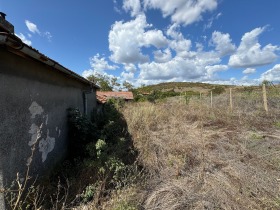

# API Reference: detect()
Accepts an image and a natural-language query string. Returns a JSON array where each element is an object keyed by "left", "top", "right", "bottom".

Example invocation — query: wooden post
[
  {"left": 262, "top": 83, "right": 268, "bottom": 113},
  {"left": 200, "top": 92, "right": 202, "bottom": 100},
  {"left": 229, "top": 88, "right": 233, "bottom": 111},
  {"left": 210, "top": 91, "right": 213, "bottom": 108}
]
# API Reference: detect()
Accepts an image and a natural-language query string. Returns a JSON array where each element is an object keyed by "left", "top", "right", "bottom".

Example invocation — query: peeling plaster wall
[{"left": 0, "top": 48, "right": 97, "bottom": 206}]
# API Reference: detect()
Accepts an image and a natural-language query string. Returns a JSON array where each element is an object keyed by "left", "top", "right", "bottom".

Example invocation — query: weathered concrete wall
[{"left": 0, "top": 48, "right": 96, "bottom": 207}]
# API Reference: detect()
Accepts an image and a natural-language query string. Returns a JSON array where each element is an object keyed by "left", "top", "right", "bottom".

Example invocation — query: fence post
[
  {"left": 200, "top": 92, "right": 202, "bottom": 100},
  {"left": 210, "top": 91, "right": 213, "bottom": 108},
  {"left": 262, "top": 83, "right": 268, "bottom": 113},
  {"left": 229, "top": 88, "right": 233, "bottom": 111}
]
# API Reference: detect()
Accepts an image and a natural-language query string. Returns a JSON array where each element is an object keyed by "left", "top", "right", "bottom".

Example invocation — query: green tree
[
  {"left": 122, "top": 81, "right": 134, "bottom": 91},
  {"left": 86, "top": 73, "right": 120, "bottom": 91}
]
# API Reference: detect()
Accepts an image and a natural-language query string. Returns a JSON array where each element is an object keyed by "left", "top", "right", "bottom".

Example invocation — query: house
[
  {"left": 96, "top": 91, "right": 134, "bottom": 104},
  {"left": 0, "top": 13, "right": 99, "bottom": 208}
]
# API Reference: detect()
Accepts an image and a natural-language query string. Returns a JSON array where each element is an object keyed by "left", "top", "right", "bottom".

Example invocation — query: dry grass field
[{"left": 92, "top": 90, "right": 280, "bottom": 210}]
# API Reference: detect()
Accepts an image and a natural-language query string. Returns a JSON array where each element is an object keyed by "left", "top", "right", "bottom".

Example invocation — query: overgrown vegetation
[
  {"left": 2, "top": 99, "right": 139, "bottom": 209},
  {"left": 118, "top": 85, "right": 280, "bottom": 210},
  {"left": 3, "top": 84, "right": 280, "bottom": 209}
]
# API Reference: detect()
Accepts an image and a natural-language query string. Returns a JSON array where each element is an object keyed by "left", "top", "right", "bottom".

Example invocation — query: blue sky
[{"left": 1, "top": 0, "right": 280, "bottom": 87}]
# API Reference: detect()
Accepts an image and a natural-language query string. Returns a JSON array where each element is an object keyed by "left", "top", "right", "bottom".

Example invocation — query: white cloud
[
  {"left": 205, "top": 64, "right": 228, "bottom": 78},
  {"left": 154, "top": 48, "right": 172, "bottom": 63},
  {"left": 90, "top": 54, "right": 118, "bottom": 73},
  {"left": 43, "top": 31, "right": 52, "bottom": 42},
  {"left": 204, "top": 12, "right": 222, "bottom": 30},
  {"left": 229, "top": 27, "right": 279, "bottom": 68},
  {"left": 139, "top": 49, "right": 221, "bottom": 81},
  {"left": 109, "top": 14, "right": 168, "bottom": 64},
  {"left": 260, "top": 64, "right": 280, "bottom": 82},
  {"left": 139, "top": 57, "right": 200, "bottom": 80},
  {"left": 123, "top": 0, "right": 142, "bottom": 16},
  {"left": 243, "top": 68, "right": 256, "bottom": 74},
  {"left": 113, "top": 0, "right": 122, "bottom": 14},
  {"left": 142, "top": 30, "right": 169, "bottom": 48},
  {"left": 25, "top": 20, "right": 40, "bottom": 34},
  {"left": 121, "top": 71, "right": 135, "bottom": 81},
  {"left": 170, "top": 39, "right": 192, "bottom": 55},
  {"left": 16, "top": 33, "right": 32, "bottom": 45},
  {"left": 166, "top": 23, "right": 183, "bottom": 40},
  {"left": 81, "top": 54, "right": 119, "bottom": 79},
  {"left": 124, "top": 63, "right": 137, "bottom": 72},
  {"left": 82, "top": 69, "right": 94, "bottom": 78},
  {"left": 211, "top": 31, "right": 236, "bottom": 56},
  {"left": 23, "top": 20, "right": 52, "bottom": 42},
  {"left": 143, "top": 0, "right": 218, "bottom": 26}
]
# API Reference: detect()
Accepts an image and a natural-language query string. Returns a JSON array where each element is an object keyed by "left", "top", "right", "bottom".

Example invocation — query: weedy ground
[
  {"left": 91, "top": 90, "right": 280, "bottom": 210},
  {"left": 3, "top": 89, "right": 280, "bottom": 210}
]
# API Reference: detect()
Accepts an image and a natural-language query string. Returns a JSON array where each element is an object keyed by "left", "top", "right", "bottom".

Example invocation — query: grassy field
[{"left": 90, "top": 88, "right": 280, "bottom": 210}]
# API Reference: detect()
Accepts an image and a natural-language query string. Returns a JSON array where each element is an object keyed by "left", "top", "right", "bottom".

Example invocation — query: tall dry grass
[{"left": 119, "top": 91, "right": 280, "bottom": 210}]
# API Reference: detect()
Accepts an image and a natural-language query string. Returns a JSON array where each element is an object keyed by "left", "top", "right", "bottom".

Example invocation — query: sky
[{"left": 1, "top": 0, "right": 280, "bottom": 87}]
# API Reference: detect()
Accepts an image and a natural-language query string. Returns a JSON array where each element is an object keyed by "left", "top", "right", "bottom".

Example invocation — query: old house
[
  {"left": 0, "top": 13, "right": 98, "bottom": 208},
  {"left": 96, "top": 91, "right": 134, "bottom": 103}
]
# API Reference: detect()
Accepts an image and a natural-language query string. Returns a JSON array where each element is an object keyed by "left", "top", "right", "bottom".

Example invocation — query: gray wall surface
[{"left": 0, "top": 48, "right": 96, "bottom": 208}]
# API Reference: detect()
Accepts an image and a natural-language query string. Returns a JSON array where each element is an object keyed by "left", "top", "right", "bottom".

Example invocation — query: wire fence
[{"left": 182, "top": 84, "right": 280, "bottom": 114}]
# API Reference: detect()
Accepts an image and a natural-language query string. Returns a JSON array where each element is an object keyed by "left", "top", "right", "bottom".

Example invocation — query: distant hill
[
  {"left": 132, "top": 82, "right": 238, "bottom": 102},
  {"left": 135, "top": 82, "right": 234, "bottom": 94}
]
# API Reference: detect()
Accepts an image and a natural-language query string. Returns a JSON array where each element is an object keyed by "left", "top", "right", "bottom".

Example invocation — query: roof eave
[{"left": 0, "top": 32, "right": 100, "bottom": 89}]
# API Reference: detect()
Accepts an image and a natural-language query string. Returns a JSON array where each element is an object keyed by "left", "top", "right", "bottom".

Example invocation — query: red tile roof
[{"left": 96, "top": 91, "right": 134, "bottom": 104}]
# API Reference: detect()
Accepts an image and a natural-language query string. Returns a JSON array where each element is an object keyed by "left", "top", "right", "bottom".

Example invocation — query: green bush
[
  {"left": 65, "top": 101, "right": 138, "bottom": 205},
  {"left": 211, "top": 86, "right": 225, "bottom": 95}
]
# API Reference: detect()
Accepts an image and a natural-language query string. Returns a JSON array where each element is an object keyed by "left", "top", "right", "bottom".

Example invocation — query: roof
[
  {"left": 96, "top": 91, "right": 134, "bottom": 104},
  {"left": 0, "top": 32, "right": 99, "bottom": 89}
]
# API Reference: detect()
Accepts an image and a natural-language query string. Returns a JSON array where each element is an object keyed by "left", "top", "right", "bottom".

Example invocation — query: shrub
[{"left": 211, "top": 86, "right": 225, "bottom": 95}]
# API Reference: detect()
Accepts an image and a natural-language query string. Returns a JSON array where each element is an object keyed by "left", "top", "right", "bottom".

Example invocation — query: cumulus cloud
[
  {"left": 143, "top": 0, "right": 218, "bottom": 26},
  {"left": 82, "top": 69, "right": 95, "bottom": 78},
  {"left": 260, "top": 64, "right": 280, "bottom": 82},
  {"left": 16, "top": 33, "right": 32, "bottom": 45},
  {"left": 229, "top": 27, "right": 279, "bottom": 68},
  {"left": 123, "top": 0, "right": 142, "bottom": 16},
  {"left": 139, "top": 49, "right": 221, "bottom": 81},
  {"left": 25, "top": 20, "right": 40, "bottom": 34},
  {"left": 211, "top": 31, "right": 236, "bottom": 56},
  {"left": 121, "top": 71, "right": 135, "bottom": 81},
  {"left": 109, "top": 14, "right": 168, "bottom": 64},
  {"left": 139, "top": 57, "right": 201, "bottom": 80},
  {"left": 142, "top": 30, "right": 169, "bottom": 48},
  {"left": 243, "top": 68, "right": 256, "bottom": 74},
  {"left": 82, "top": 54, "right": 119, "bottom": 79},
  {"left": 205, "top": 64, "right": 228, "bottom": 79},
  {"left": 170, "top": 39, "right": 192, "bottom": 55},
  {"left": 154, "top": 49, "right": 172, "bottom": 63},
  {"left": 166, "top": 23, "right": 184, "bottom": 40},
  {"left": 124, "top": 63, "right": 137, "bottom": 72},
  {"left": 90, "top": 54, "right": 119, "bottom": 73}
]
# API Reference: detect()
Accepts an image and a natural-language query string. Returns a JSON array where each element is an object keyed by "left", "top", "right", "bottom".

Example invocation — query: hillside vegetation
[
  {"left": 133, "top": 82, "right": 241, "bottom": 102},
  {"left": 135, "top": 82, "right": 233, "bottom": 93}
]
